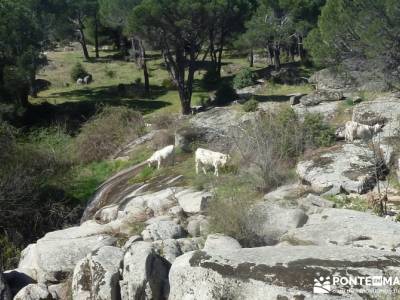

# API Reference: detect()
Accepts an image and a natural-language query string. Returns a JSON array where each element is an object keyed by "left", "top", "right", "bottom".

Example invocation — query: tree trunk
[
  {"left": 179, "top": 92, "right": 192, "bottom": 115},
  {"left": 139, "top": 40, "right": 150, "bottom": 96},
  {"left": 273, "top": 47, "right": 281, "bottom": 70},
  {"left": 249, "top": 49, "right": 254, "bottom": 67},
  {"left": 298, "top": 35, "right": 304, "bottom": 62},
  {"left": 215, "top": 32, "right": 225, "bottom": 77},
  {"left": 18, "top": 83, "right": 30, "bottom": 108},
  {"left": 267, "top": 45, "right": 274, "bottom": 65},
  {"left": 77, "top": 16, "right": 90, "bottom": 60},
  {"left": 94, "top": 13, "right": 99, "bottom": 59},
  {"left": 161, "top": 44, "right": 195, "bottom": 115},
  {"left": 216, "top": 46, "right": 223, "bottom": 78},
  {"left": 29, "top": 72, "right": 37, "bottom": 98},
  {"left": 289, "top": 46, "right": 295, "bottom": 62}
]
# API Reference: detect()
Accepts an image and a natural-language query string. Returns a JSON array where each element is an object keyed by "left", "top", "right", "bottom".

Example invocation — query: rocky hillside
[{"left": 3, "top": 72, "right": 400, "bottom": 300}]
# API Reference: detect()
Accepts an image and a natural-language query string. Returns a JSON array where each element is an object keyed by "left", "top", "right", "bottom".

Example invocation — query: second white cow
[
  {"left": 344, "top": 121, "right": 383, "bottom": 142},
  {"left": 147, "top": 145, "right": 175, "bottom": 169},
  {"left": 195, "top": 148, "right": 230, "bottom": 177}
]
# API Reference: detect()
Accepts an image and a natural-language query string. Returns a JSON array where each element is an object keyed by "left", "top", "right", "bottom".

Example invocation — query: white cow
[
  {"left": 195, "top": 148, "right": 230, "bottom": 177},
  {"left": 344, "top": 121, "right": 383, "bottom": 142},
  {"left": 147, "top": 145, "right": 175, "bottom": 169},
  {"left": 76, "top": 78, "right": 83, "bottom": 85},
  {"left": 83, "top": 75, "right": 92, "bottom": 85}
]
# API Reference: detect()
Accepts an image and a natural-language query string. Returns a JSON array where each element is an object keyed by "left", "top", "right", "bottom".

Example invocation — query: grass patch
[
  {"left": 63, "top": 146, "right": 151, "bottom": 204},
  {"left": 64, "top": 159, "right": 135, "bottom": 203},
  {"left": 0, "top": 234, "right": 21, "bottom": 269},
  {"left": 129, "top": 165, "right": 157, "bottom": 185},
  {"left": 324, "top": 194, "right": 369, "bottom": 212},
  {"left": 207, "top": 175, "right": 262, "bottom": 245}
]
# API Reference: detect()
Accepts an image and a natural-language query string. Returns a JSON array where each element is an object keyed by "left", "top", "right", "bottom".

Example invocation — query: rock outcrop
[
  {"left": 13, "top": 284, "right": 51, "bottom": 300},
  {"left": 175, "top": 189, "right": 211, "bottom": 214},
  {"left": 297, "top": 143, "right": 381, "bottom": 195},
  {"left": 352, "top": 95, "right": 400, "bottom": 139},
  {"left": 282, "top": 208, "right": 400, "bottom": 250},
  {"left": 18, "top": 223, "right": 116, "bottom": 283},
  {"left": 309, "top": 62, "right": 390, "bottom": 93},
  {"left": 188, "top": 107, "right": 242, "bottom": 152},
  {"left": 299, "top": 90, "right": 343, "bottom": 106},
  {"left": 152, "top": 238, "right": 204, "bottom": 264},
  {"left": 293, "top": 101, "right": 341, "bottom": 122},
  {"left": 120, "top": 241, "right": 170, "bottom": 300},
  {"left": 169, "top": 245, "right": 400, "bottom": 299},
  {"left": 142, "top": 219, "right": 186, "bottom": 241},
  {"left": 246, "top": 202, "right": 308, "bottom": 246},
  {"left": 72, "top": 246, "right": 123, "bottom": 300}
]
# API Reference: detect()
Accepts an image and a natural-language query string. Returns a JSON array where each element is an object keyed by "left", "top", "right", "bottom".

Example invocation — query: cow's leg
[
  {"left": 195, "top": 160, "right": 199, "bottom": 174},
  {"left": 202, "top": 164, "right": 207, "bottom": 175},
  {"left": 214, "top": 163, "right": 219, "bottom": 176},
  {"left": 157, "top": 158, "right": 161, "bottom": 169}
]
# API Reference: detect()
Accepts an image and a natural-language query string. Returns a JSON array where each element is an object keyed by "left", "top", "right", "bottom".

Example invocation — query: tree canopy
[
  {"left": 0, "top": 0, "right": 46, "bottom": 110},
  {"left": 130, "top": 0, "right": 211, "bottom": 114},
  {"left": 305, "top": 0, "right": 400, "bottom": 81}
]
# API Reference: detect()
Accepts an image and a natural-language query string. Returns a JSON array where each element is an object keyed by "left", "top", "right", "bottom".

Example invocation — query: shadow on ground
[{"left": 23, "top": 96, "right": 171, "bottom": 132}]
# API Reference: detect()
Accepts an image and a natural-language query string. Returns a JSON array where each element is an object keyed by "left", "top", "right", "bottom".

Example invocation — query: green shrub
[
  {"left": 105, "top": 68, "right": 116, "bottom": 79},
  {"left": 303, "top": 113, "right": 336, "bottom": 147},
  {"left": 161, "top": 78, "right": 177, "bottom": 90},
  {"left": 0, "top": 234, "right": 21, "bottom": 269},
  {"left": 233, "top": 68, "right": 256, "bottom": 89},
  {"left": 201, "top": 69, "right": 220, "bottom": 90},
  {"left": 214, "top": 83, "right": 237, "bottom": 106},
  {"left": 74, "top": 106, "right": 145, "bottom": 163},
  {"left": 208, "top": 176, "right": 259, "bottom": 245},
  {"left": 129, "top": 165, "right": 156, "bottom": 184},
  {"left": 0, "top": 124, "right": 76, "bottom": 245},
  {"left": 242, "top": 99, "right": 259, "bottom": 112},
  {"left": 70, "top": 62, "right": 89, "bottom": 81},
  {"left": 233, "top": 108, "right": 303, "bottom": 191}
]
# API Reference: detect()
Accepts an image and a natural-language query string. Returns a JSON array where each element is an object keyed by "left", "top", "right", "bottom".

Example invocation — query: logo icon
[{"left": 314, "top": 276, "right": 331, "bottom": 294}]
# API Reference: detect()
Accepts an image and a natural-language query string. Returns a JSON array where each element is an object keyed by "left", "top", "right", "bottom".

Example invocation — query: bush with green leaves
[
  {"left": 303, "top": 113, "right": 336, "bottom": 147},
  {"left": 74, "top": 106, "right": 145, "bottom": 163},
  {"left": 0, "top": 234, "right": 21, "bottom": 269},
  {"left": 208, "top": 176, "right": 259, "bottom": 245},
  {"left": 242, "top": 99, "right": 259, "bottom": 112},
  {"left": 233, "top": 68, "right": 256, "bottom": 89},
  {"left": 161, "top": 78, "right": 177, "bottom": 90},
  {"left": 71, "top": 62, "right": 89, "bottom": 81},
  {"left": 214, "top": 82, "right": 237, "bottom": 106},
  {"left": 201, "top": 69, "right": 221, "bottom": 90},
  {"left": 0, "top": 123, "right": 78, "bottom": 256}
]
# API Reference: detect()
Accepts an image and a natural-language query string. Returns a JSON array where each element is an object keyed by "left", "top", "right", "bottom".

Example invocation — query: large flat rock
[
  {"left": 297, "top": 143, "right": 378, "bottom": 195},
  {"left": 189, "top": 107, "right": 242, "bottom": 151},
  {"left": 352, "top": 96, "right": 400, "bottom": 139},
  {"left": 293, "top": 102, "right": 340, "bottom": 122},
  {"left": 282, "top": 208, "right": 400, "bottom": 251},
  {"left": 169, "top": 246, "right": 400, "bottom": 299},
  {"left": 18, "top": 223, "right": 116, "bottom": 283}
]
